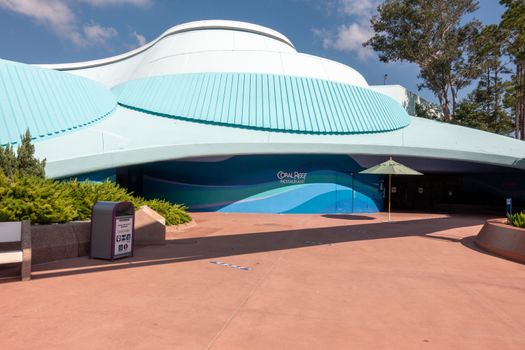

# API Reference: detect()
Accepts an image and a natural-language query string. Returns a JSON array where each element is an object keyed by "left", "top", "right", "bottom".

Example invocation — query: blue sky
[{"left": 0, "top": 0, "right": 505, "bottom": 103}]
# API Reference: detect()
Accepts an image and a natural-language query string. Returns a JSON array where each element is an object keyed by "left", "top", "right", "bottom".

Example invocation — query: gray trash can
[{"left": 90, "top": 201, "right": 135, "bottom": 260}]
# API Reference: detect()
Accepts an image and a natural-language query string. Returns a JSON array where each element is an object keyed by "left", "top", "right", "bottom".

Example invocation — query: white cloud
[
  {"left": 314, "top": 23, "right": 374, "bottom": 60},
  {"left": 79, "top": 0, "right": 152, "bottom": 6},
  {"left": 313, "top": 0, "right": 380, "bottom": 61},
  {"left": 337, "top": 0, "right": 379, "bottom": 18},
  {"left": 83, "top": 23, "right": 118, "bottom": 45},
  {"left": 131, "top": 31, "right": 147, "bottom": 47},
  {"left": 0, "top": 0, "right": 151, "bottom": 47},
  {"left": 0, "top": 0, "right": 85, "bottom": 45}
]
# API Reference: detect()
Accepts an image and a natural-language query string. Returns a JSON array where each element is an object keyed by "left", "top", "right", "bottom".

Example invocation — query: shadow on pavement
[
  {"left": 321, "top": 214, "right": 375, "bottom": 221},
  {"left": 32, "top": 215, "right": 493, "bottom": 279}
]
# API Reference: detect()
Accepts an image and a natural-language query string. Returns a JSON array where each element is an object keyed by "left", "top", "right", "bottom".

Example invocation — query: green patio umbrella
[{"left": 359, "top": 157, "right": 423, "bottom": 221}]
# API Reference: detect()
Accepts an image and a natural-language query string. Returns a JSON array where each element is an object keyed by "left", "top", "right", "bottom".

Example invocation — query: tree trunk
[
  {"left": 517, "top": 62, "right": 525, "bottom": 140},
  {"left": 487, "top": 68, "right": 491, "bottom": 115},
  {"left": 440, "top": 83, "right": 452, "bottom": 120},
  {"left": 521, "top": 61, "right": 525, "bottom": 140},
  {"left": 494, "top": 67, "right": 499, "bottom": 113},
  {"left": 450, "top": 84, "right": 457, "bottom": 119}
]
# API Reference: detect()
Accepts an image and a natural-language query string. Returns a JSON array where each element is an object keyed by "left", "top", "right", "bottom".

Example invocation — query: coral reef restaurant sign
[{"left": 277, "top": 171, "right": 308, "bottom": 184}]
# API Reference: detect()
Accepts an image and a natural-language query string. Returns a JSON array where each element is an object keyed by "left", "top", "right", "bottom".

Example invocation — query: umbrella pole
[{"left": 388, "top": 174, "right": 392, "bottom": 221}]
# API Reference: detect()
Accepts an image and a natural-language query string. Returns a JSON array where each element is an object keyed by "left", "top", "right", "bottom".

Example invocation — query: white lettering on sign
[
  {"left": 277, "top": 171, "right": 307, "bottom": 184},
  {"left": 114, "top": 215, "right": 133, "bottom": 256}
]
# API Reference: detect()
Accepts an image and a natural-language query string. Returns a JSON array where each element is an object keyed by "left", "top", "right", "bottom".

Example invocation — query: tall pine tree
[
  {"left": 455, "top": 24, "right": 513, "bottom": 134},
  {"left": 16, "top": 130, "right": 46, "bottom": 178},
  {"left": 500, "top": 0, "right": 525, "bottom": 139},
  {"left": 0, "top": 130, "right": 46, "bottom": 179}
]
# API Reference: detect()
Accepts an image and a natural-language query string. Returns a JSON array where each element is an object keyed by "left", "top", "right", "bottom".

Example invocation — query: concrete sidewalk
[{"left": 1, "top": 212, "right": 525, "bottom": 349}]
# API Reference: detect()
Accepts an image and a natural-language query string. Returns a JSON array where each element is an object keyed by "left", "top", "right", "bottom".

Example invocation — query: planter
[
  {"left": 1, "top": 206, "right": 187, "bottom": 266},
  {"left": 476, "top": 219, "right": 525, "bottom": 264},
  {"left": 31, "top": 221, "right": 91, "bottom": 265}
]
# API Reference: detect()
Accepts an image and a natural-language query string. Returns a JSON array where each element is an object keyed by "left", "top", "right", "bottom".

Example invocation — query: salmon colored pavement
[{"left": 1, "top": 212, "right": 525, "bottom": 349}]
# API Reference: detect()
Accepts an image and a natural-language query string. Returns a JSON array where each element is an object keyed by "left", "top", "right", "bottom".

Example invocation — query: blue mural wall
[{"left": 142, "top": 155, "right": 384, "bottom": 213}]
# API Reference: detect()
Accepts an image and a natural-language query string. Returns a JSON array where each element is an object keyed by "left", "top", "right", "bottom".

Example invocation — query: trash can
[{"left": 90, "top": 201, "right": 135, "bottom": 260}]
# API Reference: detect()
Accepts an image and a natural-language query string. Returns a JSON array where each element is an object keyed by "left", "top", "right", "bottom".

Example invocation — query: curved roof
[
  {"left": 1, "top": 19, "right": 522, "bottom": 177},
  {"left": 42, "top": 20, "right": 295, "bottom": 72},
  {"left": 40, "top": 20, "right": 368, "bottom": 88},
  {"left": 0, "top": 59, "right": 116, "bottom": 146},
  {"left": 34, "top": 106, "right": 525, "bottom": 178},
  {"left": 114, "top": 73, "right": 410, "bottom": 134}
]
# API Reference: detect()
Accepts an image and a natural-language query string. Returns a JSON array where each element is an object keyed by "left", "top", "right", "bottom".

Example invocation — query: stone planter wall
[
  {"left": 29, "top": 206, "right": 174, "bottom": 265},
  {"left": 31, "top": 221, "right": 91, "bottom": 265},
  {"left": 476, "top": 219, "right": 525, "bottom": 264}
]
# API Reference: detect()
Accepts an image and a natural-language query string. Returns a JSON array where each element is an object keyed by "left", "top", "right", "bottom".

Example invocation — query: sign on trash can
[{"left": 90, "top": 201, "right": 135, "bottom": 260}]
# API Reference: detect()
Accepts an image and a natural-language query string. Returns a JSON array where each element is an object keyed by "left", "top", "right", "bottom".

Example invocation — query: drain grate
[{"left": 210, "top": 261, "right": 252, "bottom": 271}]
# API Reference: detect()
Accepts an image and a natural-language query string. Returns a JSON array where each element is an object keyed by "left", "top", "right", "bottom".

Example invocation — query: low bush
[
  {"left": 0, "top": 176, "right": 76, "bottom": 224},
  {"left": 0, "top": 176, "right": 191, "bottom": 226},
  {"left": 509, "top": 212, "right": 525, "bottom": 228},
  {"left": 140, "top": 198, "right": 191, "bottom": 225}
]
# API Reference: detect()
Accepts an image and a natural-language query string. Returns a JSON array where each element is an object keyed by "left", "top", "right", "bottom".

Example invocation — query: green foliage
[
  {"left": 500, "top": 0, "right": 525, "bottom": 140},
  {"left": 455, "top": 88, "right": 514, "bottom": 134},
  {"left": 415, "top": 103, "right": 441, "bottom": 120},
  {"left": 140, "top": 198, "right": 191, "bottom": 226},
  {"left": 365, "top": 0, "right": 481, "bottom": 119},
  {"left": 0, "top": 177, "right": 77, "bottom": 224},
  {"left": 500, "top": 0, "right": 525, "bottom": 63},
  {"left": 0, "top": 129, "right": 46, "bottom": 179},
  {"left": 16, "top": 130, "right": 46, "bottom": 178},
  {"left": 0, "top": 177, "right": 190, "bottom": 226},
  {"left": 0, "top": 143, "right": 17, "bottom": 178},
  {"left": 65, "top": 180, "right": 135, "bottom": 221},
  {"left": 452, "top": 23, "right": 514, "bottom": 135},
  {"left": 509, "top": 212, "right": 525, "bottom": 228}
]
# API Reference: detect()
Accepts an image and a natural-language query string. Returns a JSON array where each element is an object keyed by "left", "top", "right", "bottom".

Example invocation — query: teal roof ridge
[
  {"left": 113, "top": 73, "right": 411, "bottom": 135},
  {"left": 0, "top": 59, "right": 117, "bottom": 146}
]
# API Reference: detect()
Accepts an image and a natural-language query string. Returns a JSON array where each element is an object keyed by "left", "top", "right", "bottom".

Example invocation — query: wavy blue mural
[{"left": 142, "top": 155, "right": 384, "bottom": 214}]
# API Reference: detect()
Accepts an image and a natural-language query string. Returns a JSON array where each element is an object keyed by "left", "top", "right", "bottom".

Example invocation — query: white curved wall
[{"left": 39, "top": 20, "right": 369, "bottom": 88}]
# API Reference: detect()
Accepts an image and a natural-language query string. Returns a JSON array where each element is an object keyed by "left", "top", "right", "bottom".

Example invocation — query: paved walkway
[{"left": 1, "top": 212, "right": 525, "bottom": 349}]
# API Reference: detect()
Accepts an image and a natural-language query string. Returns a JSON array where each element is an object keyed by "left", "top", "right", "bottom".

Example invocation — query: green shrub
[
  {"left": 65, "top": 180, "right": 135, "bottom": 221},
  {"left": 0, "top": 177, "right": 190, "bottom": 226},
  {"left": 0, "top": 177, "right": 77, "bottom": 224},
  {"left": 141, "top": 198, "right": 191, "bottom": 225},
  {"left": 509, "top": 212, "right": 525, "bottom": 228}
]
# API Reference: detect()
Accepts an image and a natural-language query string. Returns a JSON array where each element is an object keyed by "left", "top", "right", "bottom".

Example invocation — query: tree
[
  {"left": 0, "top": 143, "right": 17, "bottom": 178},
  {"left": 415, "top": 102, "right": 441, "bottom": 120},
  {"left": 365, "top": 0, "right": 482, "bottom": 120},
  {"left": 453, "top": 24, "right": 513, "bottom": 135},
  {"left": 0, "top": 130, "right": 46, "bottom": 180},
  {"left": 454, "top": 87, "right": 513, "bottom": 134},
  {"left": 499, "top": 0, "right": 525, "bottom": 139},
  {"left": 16, "top": 130, "right": 46, "bottom": 178}
]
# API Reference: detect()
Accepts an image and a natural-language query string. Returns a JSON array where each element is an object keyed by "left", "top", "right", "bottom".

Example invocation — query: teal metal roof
[
  {"left": 0, "top": 59, "right": 116, "bottom": 146},
  {"left": 113, "top": 73, "right": 410, "bottom": 134}
]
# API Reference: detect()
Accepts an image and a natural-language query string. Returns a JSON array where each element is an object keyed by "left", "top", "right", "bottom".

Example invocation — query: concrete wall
[
  {"left": 476, "top": 219, "right": 525, "bottom": 264},
  {"left": 29, "top": 206, "right": 170, "bottom": 265},
  {"left": 31, "top": 221, "right": 91, "bottom": 265}
]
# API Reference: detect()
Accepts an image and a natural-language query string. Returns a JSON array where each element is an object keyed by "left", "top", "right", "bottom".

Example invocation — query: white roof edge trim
[
  {"left": 38, "top": 20, "right": 295, "bottom": 71},
  {"left": 44, "top": 142, "right": 525, "bottom": 179}
]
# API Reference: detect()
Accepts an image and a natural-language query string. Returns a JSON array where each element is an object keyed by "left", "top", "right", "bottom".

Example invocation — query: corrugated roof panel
[
  {"left": 113, "top": 72, "right": 410, "bottom": 134},
  {"left": 0, "top": 59, "right": 116, "bottom": 146}
]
